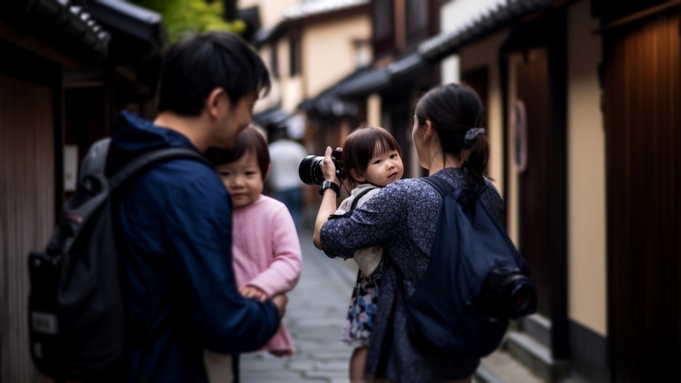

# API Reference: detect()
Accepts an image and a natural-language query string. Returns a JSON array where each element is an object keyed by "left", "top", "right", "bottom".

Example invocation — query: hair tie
[{"left": 464, "top": 128, "right": 485, "bottom": 148}]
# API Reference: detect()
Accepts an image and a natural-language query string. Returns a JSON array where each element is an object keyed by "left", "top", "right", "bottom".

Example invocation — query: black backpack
[
  {"left": 405, "top": 176, "right": 537, "bottom": 358},
  {"left": 27, "top": 138, "right": 212, "bottom": 380}
]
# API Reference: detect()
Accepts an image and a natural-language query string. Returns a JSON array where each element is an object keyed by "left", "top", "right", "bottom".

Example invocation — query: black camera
[
  {"left": 476, "top": 267, "right": 537, "bottom": 320},
  {"left": 298, "top": 150, "right": 346, "bottom": 186}
]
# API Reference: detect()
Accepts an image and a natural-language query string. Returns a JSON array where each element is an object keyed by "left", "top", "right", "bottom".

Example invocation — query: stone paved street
[{"left": 240, "top": 231, "right": 358, "bottom": 383}]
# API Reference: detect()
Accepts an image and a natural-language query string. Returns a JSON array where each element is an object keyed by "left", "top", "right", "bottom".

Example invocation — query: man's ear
[
  {"left": 350, "top": 168, "right": 365, "bottom": 183},
  {"left": 206, "top": 88, "right": 230, "bottom": 120}
]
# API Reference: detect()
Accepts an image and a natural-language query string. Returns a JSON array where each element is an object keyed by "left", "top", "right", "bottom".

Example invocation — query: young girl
[
  {"left": 332, "top": 126, "right": 404, "bottom": 383},
  {"left": 204, "top": 126, "right": 302, "bottom": 383}
]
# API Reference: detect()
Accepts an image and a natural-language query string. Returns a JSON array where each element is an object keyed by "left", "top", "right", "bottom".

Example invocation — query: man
[
  {"left": 267, "top": 127, "right": 307, "bottom": 229},
  {"left": 106, "top": 32, "right": 286, "bottom": 382}
]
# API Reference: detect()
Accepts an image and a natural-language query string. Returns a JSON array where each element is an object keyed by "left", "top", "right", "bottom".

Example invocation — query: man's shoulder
[
  {"left": 131, "top": 159, "right": 225, "bottom": 206},
  {"left": 143, "top": 158, "right": 216, "bottom": 184}
]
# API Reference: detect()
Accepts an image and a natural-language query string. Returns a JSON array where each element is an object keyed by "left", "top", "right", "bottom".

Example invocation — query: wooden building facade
[{"left": 0, "top": 1, "right": 164, "bottom": 381}]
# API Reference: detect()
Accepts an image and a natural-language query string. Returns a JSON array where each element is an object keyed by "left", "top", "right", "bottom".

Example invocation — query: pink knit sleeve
[{"left": 247, "top": 203, "right": 302, "bottom": 297}]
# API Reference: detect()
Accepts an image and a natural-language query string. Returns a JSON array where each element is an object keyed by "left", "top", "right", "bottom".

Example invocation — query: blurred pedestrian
[
  {"left": 108, "top": 32, "right": 286, "bottom": 383},
  {"left": 332, "top": 126, "right": 405, "bottom": 383},
  {"left": 204, "top": 126, "right": 302, "bottom": 381},
  {"left": 267, "top": 127, "right": 307, "bottom": 229},
  {"left": 313, "top": 83, "right": 501, "bottom": 383}
]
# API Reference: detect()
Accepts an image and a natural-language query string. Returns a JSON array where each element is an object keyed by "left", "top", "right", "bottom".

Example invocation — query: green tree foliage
[{"left": 129, "top": 0, "right": 246, "bottom": 42}]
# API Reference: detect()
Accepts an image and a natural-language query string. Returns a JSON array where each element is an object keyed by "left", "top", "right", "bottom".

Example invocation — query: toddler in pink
[{"left": 204, "top": 126, "right": 302, "bottom": 382}]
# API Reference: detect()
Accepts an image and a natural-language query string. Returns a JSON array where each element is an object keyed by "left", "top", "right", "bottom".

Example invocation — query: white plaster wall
[
  {"left": 302, "top": 13, "right": 372, "bottom": 98},
  {"left": 281, "top": 77, "right": 303, "bottom": 113},
  {"left": 367, "top": 93, "right": 381, "bottom": 127},
  {"left": 440, "top": 0, "right": 507, "bottom": 34},
  {"left": 441, "top": 54, "right": 460, "bottom": 85},
  {"left": 567, "top": 0, "right": 607, "bottom": 336}
]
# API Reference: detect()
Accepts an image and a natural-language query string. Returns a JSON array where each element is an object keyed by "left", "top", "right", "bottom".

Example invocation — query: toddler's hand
[{"left": 239, "top": 285, "right": 268, "bottom": 302}]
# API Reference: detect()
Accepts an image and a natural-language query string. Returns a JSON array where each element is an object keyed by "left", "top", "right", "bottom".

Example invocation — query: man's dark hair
[
  {"left": 207, "top": 126, "right": 270, "bottom": 180},
  {"left": 158, "top": 32, "right": 271, "bottom": 116}
]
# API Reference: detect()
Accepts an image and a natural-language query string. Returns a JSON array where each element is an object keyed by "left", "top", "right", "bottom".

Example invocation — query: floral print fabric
[{"left": 340, "top": 263, "right": 382, "bottom": 347}]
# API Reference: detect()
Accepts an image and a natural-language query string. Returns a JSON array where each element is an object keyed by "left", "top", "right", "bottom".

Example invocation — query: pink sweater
[{"left": 231, "top": 195, "right": 302, "bottom": 355}]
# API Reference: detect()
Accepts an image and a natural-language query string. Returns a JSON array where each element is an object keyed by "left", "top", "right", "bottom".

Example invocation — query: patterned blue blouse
[{"left": 321, "top": 167, "right": 504, "bottom": 383}]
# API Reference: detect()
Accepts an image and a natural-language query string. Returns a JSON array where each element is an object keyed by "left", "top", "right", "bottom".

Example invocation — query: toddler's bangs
[{"left": 206, "top": 126, "right": 270, "bottom": 179}]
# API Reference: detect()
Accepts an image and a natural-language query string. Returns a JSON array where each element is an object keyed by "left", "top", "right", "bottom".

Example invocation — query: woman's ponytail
[{"left": 464, "top": 131, "right": 489, "bottom": 184}]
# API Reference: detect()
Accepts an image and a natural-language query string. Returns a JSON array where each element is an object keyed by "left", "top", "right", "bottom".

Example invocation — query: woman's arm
[
  {"left": 313, "top": 146, "right": 343, "bottom": 249},
  {"left": 248, "top": 205, "right": 303, "bottom": 296},
  {"left": 319, "top": 186, "right": 404, "bottom": 258}
]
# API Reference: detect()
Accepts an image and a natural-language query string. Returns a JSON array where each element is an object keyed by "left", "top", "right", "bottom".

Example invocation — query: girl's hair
[
  {"left": 342, "top": 125, "right": 402, "bottom": 184},
  {"left": 206, "top": 126, "right": 270, "bottom": 179},
  {"left": 415, "top": 83, "right": 489, "bottom": 184}
]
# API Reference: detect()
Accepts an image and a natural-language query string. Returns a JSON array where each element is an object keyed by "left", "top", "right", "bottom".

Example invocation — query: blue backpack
[{"left": 405, "top": 176, "right": 537, "bottom": 358}]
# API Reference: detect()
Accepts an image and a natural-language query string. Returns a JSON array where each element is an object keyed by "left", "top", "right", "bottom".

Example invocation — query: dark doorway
[
  {"left": 382, "top": 88, "right": 412, "bottom": 178},
  {"left": 462, "top": 67, "right": 490, "bottom": 178},
  {"left": 604, "top": 10, "right": 681, "bottom": 383},
  {"left": 515, "top": 49, "right": 552, "bottom": 318},
  {"left": 461, "top": 67, "right": 489, "bottom": 129},
  {"left": 65, "top": 86, "right": 110, "bottom": 164}
]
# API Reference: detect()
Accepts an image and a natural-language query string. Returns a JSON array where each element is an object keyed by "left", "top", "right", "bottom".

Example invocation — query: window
[
  {"left": 372, "top": 0, "right": 394, "bottom": 56},
  {"left": 374, "top": 0, "right": 393, "bottom": 42},
  {"left": 406, "top": 0, "right": 429, "bottom": 46},
  {"left": 354, "top": 39, "right": 372, "bottom": 67},
  {"left": 289, "top": 35, "right": 301, "bottom": 77}
]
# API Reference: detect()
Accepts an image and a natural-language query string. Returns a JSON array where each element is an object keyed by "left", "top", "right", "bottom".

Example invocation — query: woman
[{"left": 312, "top": 83, "right": 504, "bottom": 383}]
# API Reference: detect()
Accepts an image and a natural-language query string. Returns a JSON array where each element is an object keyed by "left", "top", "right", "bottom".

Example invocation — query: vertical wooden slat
[
  {"left": 605, "top": 10, "right": 680, "bottom": 383},
  {"left": 0, "top": 74, "right": 54, "bottom": 383}
]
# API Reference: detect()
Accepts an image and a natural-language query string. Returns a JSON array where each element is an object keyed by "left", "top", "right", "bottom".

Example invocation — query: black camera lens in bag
[
  {"left": 298, "top": 150, "right": 345, "bottom": 185},
  {"left": 476, "top": 266, "right": 537, "bottom": 320}
]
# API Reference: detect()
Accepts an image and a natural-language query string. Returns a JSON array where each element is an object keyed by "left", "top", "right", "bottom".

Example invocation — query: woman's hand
[{"left": 320, "top": 146, "right": 342, "bottom": 184}]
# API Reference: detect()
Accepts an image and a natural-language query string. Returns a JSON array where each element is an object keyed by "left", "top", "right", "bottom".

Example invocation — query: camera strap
[{"left": 349, "top": 188, "right": 375, "bottom": 211}]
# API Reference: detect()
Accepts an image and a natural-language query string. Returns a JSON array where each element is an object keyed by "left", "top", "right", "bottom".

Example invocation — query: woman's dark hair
[
  {"left": 342, "top": 125, "right": 402, "bottom": 184},
  {"left": 207, "top": 126, "right": 270, "bottom": 179},
  {"left": 158, "top": 31, "right": 271, "bottom": 116},
  {"left": 415, "top": 83, "right": 489, "bottom": 184}
]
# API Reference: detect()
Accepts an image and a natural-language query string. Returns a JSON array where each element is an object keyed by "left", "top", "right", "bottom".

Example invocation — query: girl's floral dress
[{"left": 340, "top": 261, "right": 382, "bottom": 347}]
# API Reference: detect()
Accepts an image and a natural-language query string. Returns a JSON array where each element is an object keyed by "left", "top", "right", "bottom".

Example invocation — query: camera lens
[
  {"left": 298, "top": 152, "right": 345, "bottom": 186},
  {"left": 298, "top": 155, "right": 325, "bottom": 185},
  {"left": 476, "top": 267, "right": 537, "bottom": 320},
  {"left": 509, "top": 283, "right": 535, "bottom": 317}
]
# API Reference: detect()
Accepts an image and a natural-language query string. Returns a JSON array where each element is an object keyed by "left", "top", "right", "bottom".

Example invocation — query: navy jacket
[{"left": 108, "top": 112, "right": 280, "bottom": 383}]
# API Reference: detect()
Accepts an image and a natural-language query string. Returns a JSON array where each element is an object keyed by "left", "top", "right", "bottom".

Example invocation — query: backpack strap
[
  {"left": 423, "top": 176, "right": 489, "bottom": 196},
  {"left": 421, "top": 176, "right": 456, "bottom": 197},
  {"left": 108, "top": 147, "right": 213, "bottom": 192},
  {"left": 349, "top": 187, "right": 375, "bottom": 211}
]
